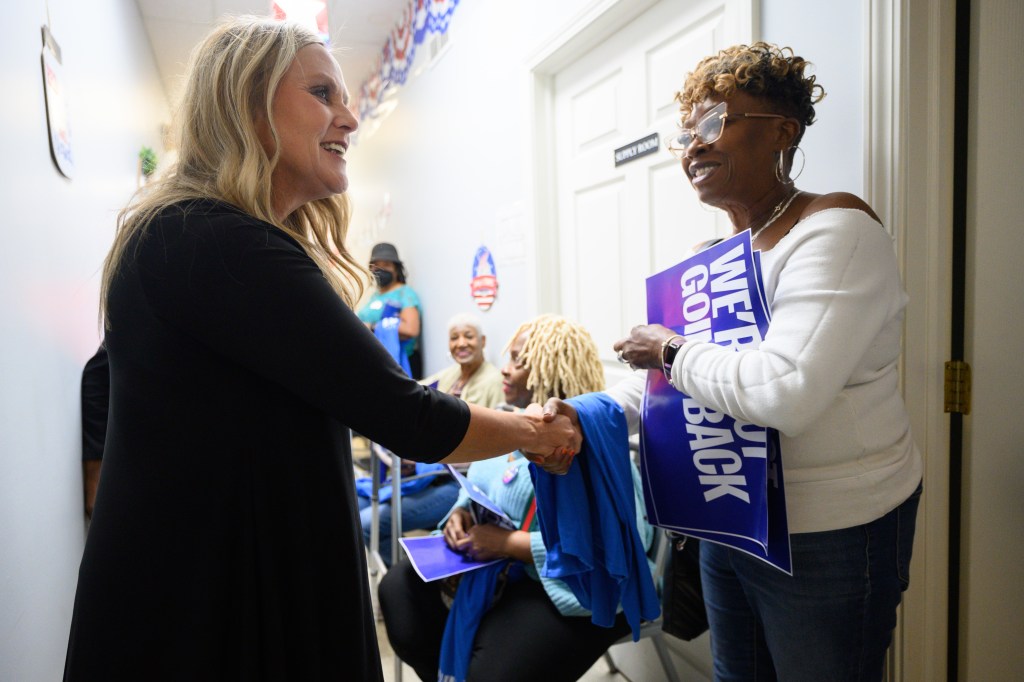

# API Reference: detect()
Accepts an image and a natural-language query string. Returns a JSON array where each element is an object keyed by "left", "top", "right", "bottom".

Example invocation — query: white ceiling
[{"left": 135, "top": 0, "right": 410, "bottom": 105}]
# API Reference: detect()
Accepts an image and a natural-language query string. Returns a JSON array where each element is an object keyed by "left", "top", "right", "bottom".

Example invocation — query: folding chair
[
  {"left": 364, "top": 442, "right": 449, "bottom": 682},
  {"left": 364, "top": 442, "right": 451, "bottom": 578}
]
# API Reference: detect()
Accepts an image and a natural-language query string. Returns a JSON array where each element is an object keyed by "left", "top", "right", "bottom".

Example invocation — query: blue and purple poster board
[{"left": 640, "top": 231, "right": 791, "bottom": 573}]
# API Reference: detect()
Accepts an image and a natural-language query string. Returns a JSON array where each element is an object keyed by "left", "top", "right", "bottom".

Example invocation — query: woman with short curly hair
[
  {"left": 549, "top": 43, "right": 923, "bottom": 681},
  {"left": 677, "top": 42, "right": 824, "bottom": 174}
]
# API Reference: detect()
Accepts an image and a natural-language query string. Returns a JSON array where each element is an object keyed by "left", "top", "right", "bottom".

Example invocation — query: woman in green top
[{"left": 357, "top": 242, "right": 424, "bottom": 378}]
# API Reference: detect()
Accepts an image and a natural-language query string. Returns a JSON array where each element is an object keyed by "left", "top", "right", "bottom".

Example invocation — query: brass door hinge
[{"left": 944, "top": 360, "right": 972, "bottom": 415}]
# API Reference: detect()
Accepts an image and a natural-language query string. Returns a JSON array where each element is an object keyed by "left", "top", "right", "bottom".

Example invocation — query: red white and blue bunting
[{"left": 357, "top": 0, "right": 461, "bottom": 123}]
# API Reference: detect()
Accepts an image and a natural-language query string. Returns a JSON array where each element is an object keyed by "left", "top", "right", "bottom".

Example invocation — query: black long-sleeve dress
[{"left": 64, "top": 199, "right": 469, "bottom": 681}]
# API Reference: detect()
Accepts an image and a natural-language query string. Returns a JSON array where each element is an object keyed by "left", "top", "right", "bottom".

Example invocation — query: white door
[
  {"left": 552, "top": 0, "right": 749, "bottom": 379},
  {"left": 546, "top": 2, "right": 751, "bottom": 678}
]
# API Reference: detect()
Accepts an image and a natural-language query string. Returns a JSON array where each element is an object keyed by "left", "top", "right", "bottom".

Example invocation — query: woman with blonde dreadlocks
[{"left": 379, "top": 315, "right": 652, "bottom": 682}]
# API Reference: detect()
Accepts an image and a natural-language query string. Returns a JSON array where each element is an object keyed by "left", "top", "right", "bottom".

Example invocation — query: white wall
[
  {"left": 0, "top": 1, "right": 169, "bottom": 678},
  {"left": 762, "top": 1, "right": 865, "bottom": 198},
  {"left": 345, "top": 0, "right": 866, "bottom": 381},
  {"left": 343, "top": 0, "right": 600, "bottom": 375}
]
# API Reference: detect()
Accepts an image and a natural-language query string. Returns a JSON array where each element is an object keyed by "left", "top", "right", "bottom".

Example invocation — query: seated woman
[
  {"left": 379, "top": 314, "right": 652, "bottom": 682},
  {"left": 358, "top": 313, "right": 504, "bottom": 566},
  {"left": 420, "top": 313, "right": 504, "bottom": 406}
]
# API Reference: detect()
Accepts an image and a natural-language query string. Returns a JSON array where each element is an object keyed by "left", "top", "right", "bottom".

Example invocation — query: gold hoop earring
[
  {"left": 790, "top": 146, "right": 806, "bottom": 181},
  {"left": 775, "top": 150, "right": 791, "bottom": 185}
]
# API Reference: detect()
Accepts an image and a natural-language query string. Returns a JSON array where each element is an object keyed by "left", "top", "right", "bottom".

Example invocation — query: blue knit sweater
[{"left": 531, "top": 392, "right": 661, "bottom": 637}]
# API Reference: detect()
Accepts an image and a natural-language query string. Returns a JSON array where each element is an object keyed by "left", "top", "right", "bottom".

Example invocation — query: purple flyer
[{"left": 399, "top": 535, "right": 504, "bottom": 582}]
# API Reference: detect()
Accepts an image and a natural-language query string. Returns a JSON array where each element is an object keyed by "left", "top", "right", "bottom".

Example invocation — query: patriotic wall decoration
[
  {"left": 357, "top": 0, "right": 461, "bottom": 124},
  {"left": 40, "top": 26, "right": 73, "bottom": 179},
  {"left": 470, "top": 246, "right": 498, "bottom": 311}
]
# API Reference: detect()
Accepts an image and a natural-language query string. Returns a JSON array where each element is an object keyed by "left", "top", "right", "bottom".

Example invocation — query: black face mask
[{"left": 374, "top": 269, "right": 395, "bottom": 288}]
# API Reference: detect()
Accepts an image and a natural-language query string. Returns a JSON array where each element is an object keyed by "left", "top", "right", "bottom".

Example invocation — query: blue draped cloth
[
  {"left": 530, "top": 392, "right": 660, "bottom": 640},
  {"left": 438, "top": 561, "right": 523, "bottom": 682}
]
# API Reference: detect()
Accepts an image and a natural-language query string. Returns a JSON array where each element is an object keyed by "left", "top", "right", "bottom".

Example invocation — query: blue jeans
[
  {"left": 357, "top": 479, "right": 460, "bottom": 566},
  {"left": 701, "top": 485, "right": 921, "bottom": 682}
]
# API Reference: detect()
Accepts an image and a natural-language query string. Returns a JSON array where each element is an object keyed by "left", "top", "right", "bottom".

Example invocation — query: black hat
[{"left": 370, "top": 242, "right": 402, "bottom": 264}]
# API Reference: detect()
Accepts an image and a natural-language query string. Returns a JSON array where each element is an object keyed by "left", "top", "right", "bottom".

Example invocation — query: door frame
[{"left": 869, "top": 0, "right": 955, "bottom": 679}]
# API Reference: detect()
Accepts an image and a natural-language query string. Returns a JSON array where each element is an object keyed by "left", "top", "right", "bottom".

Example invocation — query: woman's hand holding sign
[{"left": 613, "top": 324, "right": 681, "bottom": 371}]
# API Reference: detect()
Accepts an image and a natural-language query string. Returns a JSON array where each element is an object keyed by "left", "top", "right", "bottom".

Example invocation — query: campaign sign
[
  {"left": 672, "top": 429, "right": 790, "bottom": 572},
  {"left": 640, "top": 231, "right": 791, "bottom": 573}
]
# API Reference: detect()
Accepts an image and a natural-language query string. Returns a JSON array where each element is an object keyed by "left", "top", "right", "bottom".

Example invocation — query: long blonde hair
[
  {"left": 100, "top": 16, "right": 366, "bottom": 324},
  {"left": 504, "top": 314, "right": 606, "bottom": 404}
]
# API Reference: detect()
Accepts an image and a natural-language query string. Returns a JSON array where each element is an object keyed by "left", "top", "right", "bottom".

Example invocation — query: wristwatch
[{"left": 661, "top": 335, "right": 685, "bottom": 382}]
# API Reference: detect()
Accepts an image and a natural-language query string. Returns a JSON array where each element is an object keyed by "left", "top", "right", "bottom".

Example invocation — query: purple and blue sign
[{"left": 640, "top": 231, "right": 791, "bottom": 573}]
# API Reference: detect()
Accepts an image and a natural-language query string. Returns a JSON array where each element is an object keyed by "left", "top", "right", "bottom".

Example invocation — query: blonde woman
[
  {"left": 379, "top": 315, "right": 652, "bottom": 682},
  {"left": 64, "top": 17, "right": 575, "bottom": 680}
]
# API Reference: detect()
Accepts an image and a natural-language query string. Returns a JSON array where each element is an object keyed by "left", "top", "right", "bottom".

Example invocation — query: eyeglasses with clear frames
[{"left": 664, "top": 101, "right": 786, "bottom": 158}]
